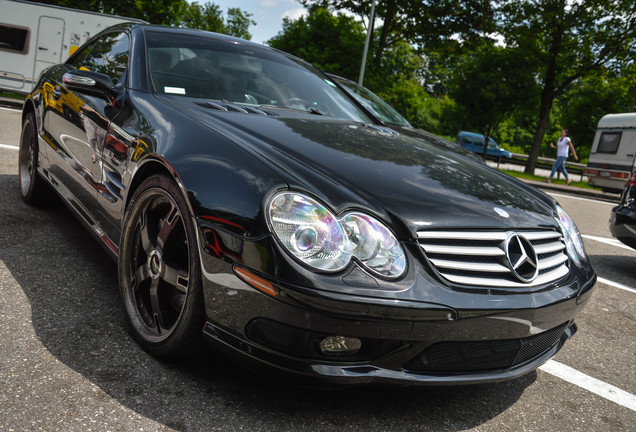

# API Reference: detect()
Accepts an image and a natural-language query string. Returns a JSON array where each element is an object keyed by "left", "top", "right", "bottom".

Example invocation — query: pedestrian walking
[{"left": 544, "top": 129, "right": 578, "bottom": 185}]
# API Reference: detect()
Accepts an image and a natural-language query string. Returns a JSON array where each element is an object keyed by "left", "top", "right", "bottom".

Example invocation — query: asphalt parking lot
[{"left": 1, "top": 105, "right": 635, "bottom": 431}]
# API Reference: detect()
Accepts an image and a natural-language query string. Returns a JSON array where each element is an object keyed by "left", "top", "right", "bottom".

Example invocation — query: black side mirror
[{"left": 63, "top": 69, "right": 115, "bottom": 97}]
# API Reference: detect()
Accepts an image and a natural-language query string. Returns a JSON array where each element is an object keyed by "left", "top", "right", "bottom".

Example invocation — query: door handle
[
  {"left": 38, "top": 47, "right": 49, "bottom": 51},
  {"left": 52, "top": 89, "right": 61, "bottom": 100}
]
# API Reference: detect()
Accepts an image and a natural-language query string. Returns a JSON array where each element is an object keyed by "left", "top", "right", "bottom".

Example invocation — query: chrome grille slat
[
  {"left": 538, "top": 253, "right": 568, "bottom": 270},
  {"left": 429, "top": 259, "right": 510, "bottom": 273},
  {"left": 534, "top": 242, "right": 566, "bottom": 254},
  {"left": 420, "top": 245, "right": 505, "bottom": 256},
  {"left": 443, "top": 265, "right": 569, "bottom": 288},
  {"left": 418, "top": 231, "right": 508, "bottom": 240},
  {"left": 419, "top": 229, "right": 569, "bottom": 288}
]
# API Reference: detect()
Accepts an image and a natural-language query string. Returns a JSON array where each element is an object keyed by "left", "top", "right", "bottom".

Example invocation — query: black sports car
[
  {"left": 610, "top": 171, "right": 636, "bottom": 249},
  {"left": 19, "top": 23, "right": 596, "bottom": 385}
]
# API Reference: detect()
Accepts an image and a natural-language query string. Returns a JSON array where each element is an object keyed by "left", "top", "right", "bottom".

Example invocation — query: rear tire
[
  {"left": 19, "top": 112, "right": 46, "bottom": 205},
  {"left": 118, "top": 174, "right": 206, "bottom": 360}
]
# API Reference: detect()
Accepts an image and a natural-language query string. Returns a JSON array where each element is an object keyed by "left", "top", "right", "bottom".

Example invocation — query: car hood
[{"left": 172, "top": 98, "right": 558, "bottom": 238}]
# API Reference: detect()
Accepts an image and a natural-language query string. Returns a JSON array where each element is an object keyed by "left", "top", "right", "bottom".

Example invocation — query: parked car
[
  {"left": 328, "top": 74, "right": 485, "bottom": 164},
  {"left": 610, "top": 170, "right": 636, "bottom": 249},
  {"left": 19, "top": 23, "right": 596, "bottom": 386},
  {"left": 456, "top": 131, "right": 512, "bottom": 159}
]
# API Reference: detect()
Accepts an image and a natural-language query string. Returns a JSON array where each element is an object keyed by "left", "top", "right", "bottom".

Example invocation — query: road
[{"left": 1, "top": 106, "right": 635, "bottom": 431}]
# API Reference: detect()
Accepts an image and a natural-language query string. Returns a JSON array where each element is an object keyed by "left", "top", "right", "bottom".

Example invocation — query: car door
[{"left": 44, "top": 31, "right": 130, "bottom": 227}]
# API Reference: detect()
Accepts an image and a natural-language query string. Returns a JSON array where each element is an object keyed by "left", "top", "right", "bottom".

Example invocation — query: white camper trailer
[
  {"left": 0, "top": 0, "right": 143, "bottom": 94},
  {"left": 585, "top": 113, "right": 636, "bottom": 193}
]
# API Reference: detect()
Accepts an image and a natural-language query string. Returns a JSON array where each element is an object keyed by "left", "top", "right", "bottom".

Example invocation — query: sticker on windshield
[{"left": 165, "top": 87, "right": 186, "bottom": 95}]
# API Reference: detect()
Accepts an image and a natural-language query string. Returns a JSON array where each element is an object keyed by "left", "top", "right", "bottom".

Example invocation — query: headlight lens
[
  {"left": 555, "top": 205, "right": 586, "bottom": 266},
  {"left": 267, "top": 192, "right": 406, "bottom": 278}
]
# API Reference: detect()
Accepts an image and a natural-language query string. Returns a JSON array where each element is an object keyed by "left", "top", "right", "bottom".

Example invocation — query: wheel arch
[
  {"left": 21, "top": 99, "right": 36, "bottom": 124},
  {"left": 126, "top": 156, "right": 195, "bottom": 218}
]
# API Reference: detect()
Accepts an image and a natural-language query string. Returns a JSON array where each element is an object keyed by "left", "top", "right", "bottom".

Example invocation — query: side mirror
[{"left": 63, "top": 69, "right": 115, "bottom": 96}]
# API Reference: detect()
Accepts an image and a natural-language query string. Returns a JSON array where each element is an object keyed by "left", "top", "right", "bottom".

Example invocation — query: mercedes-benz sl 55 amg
[{"left": 19, "top": 24, "right": 596, "bottom": 385}]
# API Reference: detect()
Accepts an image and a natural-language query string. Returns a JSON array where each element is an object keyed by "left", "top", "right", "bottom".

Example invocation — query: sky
[{"left": 208, "top": 0, "right": 308, "bottom": 45}]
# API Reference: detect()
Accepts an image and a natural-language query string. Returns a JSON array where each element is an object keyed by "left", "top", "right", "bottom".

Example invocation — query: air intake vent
[
  {"left": 196, "top": 102, "right": 277, "bottom": 117},
  {"left": 418, "top": 229, "right": 569, "bottom": 288},
  {"left": 404, "top": 322, "right": 569, "bottom": 373}
]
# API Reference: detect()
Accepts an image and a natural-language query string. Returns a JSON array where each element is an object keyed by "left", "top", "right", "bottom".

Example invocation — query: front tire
[
  {"left": 19, "top": 112, "right": 46, "bottom": 204},
  {"left": 118, "top": 174, "right": 205, "bottom": 359}
]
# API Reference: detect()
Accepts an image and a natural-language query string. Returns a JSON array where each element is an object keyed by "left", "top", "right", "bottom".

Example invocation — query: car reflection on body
[
  {"left": 19, "top": 23, "right": 596, "bottom": 386},
  {"left": 610, "top": 171, "right": 636, "bottom": 249}
]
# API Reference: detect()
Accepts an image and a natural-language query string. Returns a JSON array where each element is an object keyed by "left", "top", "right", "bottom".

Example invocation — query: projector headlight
[
  {"left": 267, "top": 192, "right": 406, "bottom": 278},
  {"left": 555, "top": 205, "right": 587, "bottom": 266}
]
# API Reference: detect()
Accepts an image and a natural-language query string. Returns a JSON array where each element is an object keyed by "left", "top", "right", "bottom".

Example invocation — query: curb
[
  {"left": 0, "top": 97, "right": 25, "bottom": 110},
  {"left": 520, "top": 178, "right": 620, "bottom": 203}
]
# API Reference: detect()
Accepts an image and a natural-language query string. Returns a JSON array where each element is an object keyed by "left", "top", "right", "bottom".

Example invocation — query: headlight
[
  {"left": 267, "top": 192, "right": 406, "bottom": 278},
  {"left": 555, "top": 205, "right": 586, "bottom": 266}
]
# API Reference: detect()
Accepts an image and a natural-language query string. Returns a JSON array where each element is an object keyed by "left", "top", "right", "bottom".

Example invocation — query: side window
[
  {"left": 0, "top": 24, "right": 30, "bottom": 54},
  {"left": 474, "top": 137, "right": 485, "bottom": 147},
  {"left": 464, "top": 136, "right": 473, "bottom": 145},
  {"left": 70, "top": 32, "right": 129, "bottom": 84}
]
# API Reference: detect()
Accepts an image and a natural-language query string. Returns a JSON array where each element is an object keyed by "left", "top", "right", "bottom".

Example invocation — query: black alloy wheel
[
  {"left": 119, "top": 174, "right": 205, "bottom": 359},
  {"left": 19, "top": 112, "right": 46, "bottom": 204}
]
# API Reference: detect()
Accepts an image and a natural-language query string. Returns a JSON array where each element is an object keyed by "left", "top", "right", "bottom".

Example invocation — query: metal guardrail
[{"left": 497, "top": 153, "right": 587, "bottom": 182}]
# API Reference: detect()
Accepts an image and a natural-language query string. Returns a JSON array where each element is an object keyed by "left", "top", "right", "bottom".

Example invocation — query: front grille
[
  {"left": 418, "top": 229, "right": 569, "bottom": 288},
  {"left": 404, "top": 322, "right": 569, "bottom": 373}
]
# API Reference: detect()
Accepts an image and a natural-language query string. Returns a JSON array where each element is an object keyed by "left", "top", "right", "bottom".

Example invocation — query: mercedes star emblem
[{"left": 505, "top": 234, "right": 539, "bottom": 283}]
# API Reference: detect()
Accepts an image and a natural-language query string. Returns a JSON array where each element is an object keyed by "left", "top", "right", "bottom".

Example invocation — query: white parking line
[
  {"left": 548, "top": 192, "right": 617, "bottom": 205},
  {"left": 0, "top": 144, "right": 19, "bottom": 150},
  {"left": 597, "top": 276, "right": 636, "bottom": 294},
  {"left": 0, "top": 106, "right": 21, "bottom": 113},
  {"left": 540, "top": 360, "right": 636, "bottom": 412},
  {"left": 582, "top": 234, "right": 635, "bottom": 251}
]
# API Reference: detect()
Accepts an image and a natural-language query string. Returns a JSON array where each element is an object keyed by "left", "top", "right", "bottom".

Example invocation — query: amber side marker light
[{"left": 234, "top": 266, "right": 277, "bottom": 297}]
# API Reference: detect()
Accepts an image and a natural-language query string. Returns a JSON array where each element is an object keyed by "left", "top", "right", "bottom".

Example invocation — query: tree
[
  {"left": 267, "top": 6, "right": 446, "bottom": 132},
  {"left": 499, "top": 0, "right": 636, "bottom": 174},
  {"left": 447, "top": 45, "right": 537, "bottom": 158},
  {"left": 267, "top": 5, "right": 366, "bottom": 80},
  {"left": 180, "top": 3, "right": 255, "bottom": 37},
  {"left": 554, "top": 65, "right": 636, "bottom": 161},
  {"left": 300, "top": 0, "right": 495, "bottom": 59},
  {"left": 28, "top": 0, "right": 255, "bottom": 38}
]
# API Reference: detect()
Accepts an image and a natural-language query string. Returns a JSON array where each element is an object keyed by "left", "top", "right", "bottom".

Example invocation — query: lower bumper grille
[
  {"left": 245, "top": 318, "right": 399, "bottom": 362},
  {"left": 404, "top": 322, "right": 569, "bottom": 373}
]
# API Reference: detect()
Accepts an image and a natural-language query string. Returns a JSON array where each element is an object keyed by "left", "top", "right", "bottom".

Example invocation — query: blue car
[{"left": 456, "top": 131, "right": 512, "bottom": 158}]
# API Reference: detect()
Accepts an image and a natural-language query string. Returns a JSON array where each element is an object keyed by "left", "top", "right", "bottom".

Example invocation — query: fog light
[{"left": 319, "top": 336, "right": 361, "bottom": 355}]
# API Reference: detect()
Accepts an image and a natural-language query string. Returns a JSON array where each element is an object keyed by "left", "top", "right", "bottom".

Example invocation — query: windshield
[
  {"left": 145, "top": 31, "right": 370, "bottom": 122},
  {"left": 333, "top": 78, "right": 411, "bottom": 127}
]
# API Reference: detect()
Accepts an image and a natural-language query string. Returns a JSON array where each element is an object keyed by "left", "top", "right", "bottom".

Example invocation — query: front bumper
[
  {"left": 196, "top": 223, "right": 596, "bottom": 385},
  {"left": 610, "top": 205, "right": 636, "bottom": 249}
]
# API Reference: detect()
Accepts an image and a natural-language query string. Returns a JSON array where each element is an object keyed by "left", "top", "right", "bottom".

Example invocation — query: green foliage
[
  {"left": 377, "top": 79, "right": 442, "bottom": 132},
  {"left": 267, "top": 6, "right": 365, "bottom": 79},
  {"left": 498, "top": 0, "right": 636, "bottom": 173},
  {"left": 31, "top": 0, "right": 255, "bottom": 38},
  {"left": 224, "top": 8, "right": 256, "bottom": 40},
  {"left": 446, "top": 44, "right": 537, "bottom": 156}
]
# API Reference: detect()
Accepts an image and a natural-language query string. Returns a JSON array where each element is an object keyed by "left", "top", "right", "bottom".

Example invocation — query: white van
[
  {"left": 0, "top": 0, "right": 143, "bottom": 95},
  {"left": 585, "top": 113, "right": 636, "bottom": 193}
]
